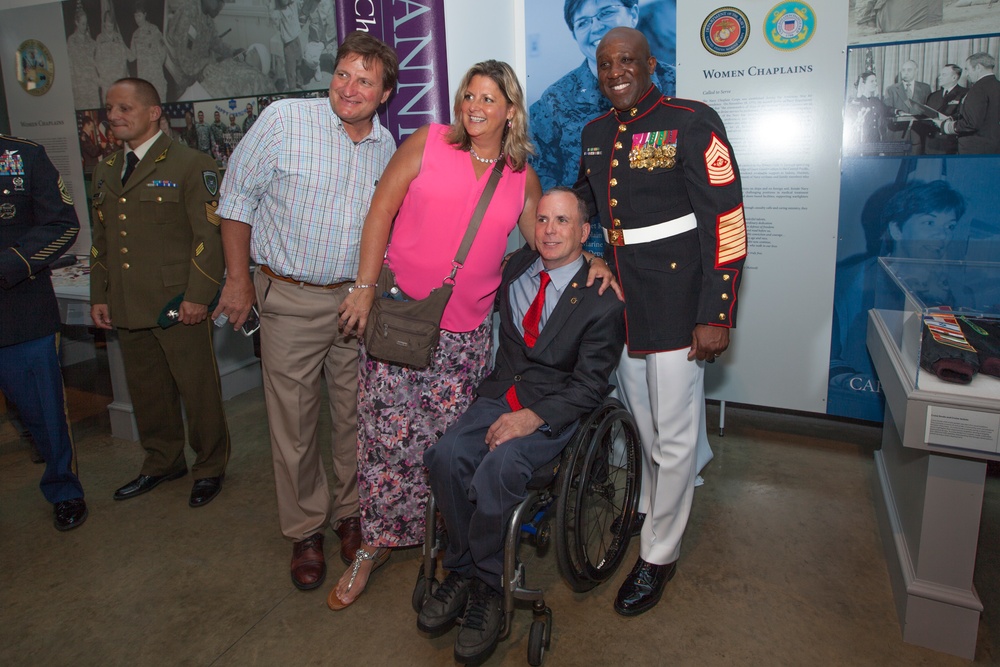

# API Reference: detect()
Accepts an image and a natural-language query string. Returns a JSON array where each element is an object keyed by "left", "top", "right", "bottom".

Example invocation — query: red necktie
[
  {"left": 506, "top": 270, "right": 551, "bottom": 411},
  {"left": 522, "top": 270, "right": 550, "bottom": 348}
]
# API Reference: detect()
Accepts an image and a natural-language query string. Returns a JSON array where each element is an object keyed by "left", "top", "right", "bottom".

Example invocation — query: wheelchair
[{"left": 413, "top": 397, "right": 641, "bottom": 665}]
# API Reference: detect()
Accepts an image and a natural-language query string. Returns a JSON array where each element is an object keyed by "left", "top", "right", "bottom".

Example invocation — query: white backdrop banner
[
  {"left": 0, "top": 1, "right": 90, "bottom": 252},
  {"left": 677, "top": 2, "right": 848, "bottom": 413}
]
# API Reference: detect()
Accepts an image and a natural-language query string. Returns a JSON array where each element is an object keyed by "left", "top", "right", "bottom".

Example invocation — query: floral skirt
[{"left": 357, "top": 318, "right": 492, "bottom": 547}]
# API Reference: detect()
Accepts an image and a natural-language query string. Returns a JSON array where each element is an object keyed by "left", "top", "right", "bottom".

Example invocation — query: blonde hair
[{"left": 446, "top": 60, "right": 534, "bottom": 172}]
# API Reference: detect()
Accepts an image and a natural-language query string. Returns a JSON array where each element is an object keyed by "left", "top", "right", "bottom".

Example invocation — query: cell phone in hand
[{"left": 241, "top": 305, "right": 260, "bottom": 336}]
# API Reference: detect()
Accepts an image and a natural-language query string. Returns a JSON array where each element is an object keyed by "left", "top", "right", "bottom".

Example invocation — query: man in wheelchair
[{"left": 421, "top": 187, "right": 626, "bottom": 664}]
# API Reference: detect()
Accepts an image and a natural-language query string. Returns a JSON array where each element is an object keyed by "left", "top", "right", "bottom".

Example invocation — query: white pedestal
[{"left": 868, "top": 310, "right": 997, "bottom": 660}]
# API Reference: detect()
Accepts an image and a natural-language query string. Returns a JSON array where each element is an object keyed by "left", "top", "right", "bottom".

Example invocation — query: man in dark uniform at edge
[
  {"left": 575, "top": 27, "right": 746, "bottom": 616},
  {"left": 938, "top": 52, "right": 1000, "bottom": 155},
  {"left": 90, "top": 78, "right": 230, "bottom": 507},
  {"left": 921, "top": 64, "right": 966, "bottom": 155},
  {"left": 0, "top": 133, "right": 88, "bottom": 530}
]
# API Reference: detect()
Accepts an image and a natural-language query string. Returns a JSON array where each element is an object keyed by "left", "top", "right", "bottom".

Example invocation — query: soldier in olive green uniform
[{"left": 90, "top": 78, "right": 229, "bottom": 508}]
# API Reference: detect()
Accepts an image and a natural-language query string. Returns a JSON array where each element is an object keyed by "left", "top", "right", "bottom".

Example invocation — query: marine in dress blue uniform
[
  {"left": 575, "top": 28, "right": 747, "bottom": 616},
  {"left": 0, "top": 134, "right": 88, "bottom": 531}
]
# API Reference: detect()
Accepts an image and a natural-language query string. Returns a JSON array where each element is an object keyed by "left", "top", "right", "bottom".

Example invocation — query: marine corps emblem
[{"left": 701, "top": 7, "right": 750, "bottom": 57}]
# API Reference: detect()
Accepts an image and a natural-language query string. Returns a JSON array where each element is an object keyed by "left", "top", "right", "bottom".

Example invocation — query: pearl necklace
[{"left": 470, "top": 147, "right": 502, "bottom": 164}]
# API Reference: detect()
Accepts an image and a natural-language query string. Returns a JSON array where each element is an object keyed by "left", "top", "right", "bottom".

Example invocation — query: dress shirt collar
[
  {"left": 526, "top": 254, "right": 586, "bottom": 293},
  {"left": 331, "top": 105, "right": 388, "bottom": 144},
  {"left": 126, "top": 130, "right": 163, "bottom": 162}
]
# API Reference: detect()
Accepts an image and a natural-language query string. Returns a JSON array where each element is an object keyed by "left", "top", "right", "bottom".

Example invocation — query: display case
[
  {"left": 867, "top": 258, "right": 1000, "bottom": 659},
  {"left": 873, "top": 257, "right": 1000, "bottom": 401}
]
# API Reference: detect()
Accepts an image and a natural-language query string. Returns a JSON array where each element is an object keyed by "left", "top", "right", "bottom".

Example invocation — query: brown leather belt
[{"left": 259, "top": 265, "right": 350, "bottom": 290}]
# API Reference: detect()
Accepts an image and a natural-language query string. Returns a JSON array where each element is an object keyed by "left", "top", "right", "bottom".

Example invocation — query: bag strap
[{"left": 447, "top": 159, "right": 505, "bottom": 281}]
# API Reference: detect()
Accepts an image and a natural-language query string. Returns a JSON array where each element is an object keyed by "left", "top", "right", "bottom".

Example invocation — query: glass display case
[
  {"left": 872, "top": 257, "right": 1000, "bottom": 400},
  {"left": 867, "top": 259, "right": 1000, "bottom": 660}
]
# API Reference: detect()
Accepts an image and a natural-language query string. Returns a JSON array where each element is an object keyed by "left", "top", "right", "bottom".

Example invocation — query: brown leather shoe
[
  {"left": 335, "top": 517, "right": 362, "bottom": 566},
  {"left": 291, "top": 533, "right": 326, "bottom": 591}
]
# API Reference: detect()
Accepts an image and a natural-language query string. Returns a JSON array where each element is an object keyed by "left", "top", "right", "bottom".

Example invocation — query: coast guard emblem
[{"left": 764, "top": 2, "right": 816, "bottom": 51}]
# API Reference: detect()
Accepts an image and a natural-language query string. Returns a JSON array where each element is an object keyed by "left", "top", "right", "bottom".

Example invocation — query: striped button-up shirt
[{"left": 218, "top": 98, "right": 396, "bottom": 284}]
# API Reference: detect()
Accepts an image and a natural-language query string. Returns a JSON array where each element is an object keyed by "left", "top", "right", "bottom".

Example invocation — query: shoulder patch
[{"left": 203, "top": 171, "right": 218, "bottom": 196}]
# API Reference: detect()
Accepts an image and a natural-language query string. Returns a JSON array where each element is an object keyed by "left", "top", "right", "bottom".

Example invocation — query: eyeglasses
[{"left": 572, "top": 4, "right": 626, "bottom": 33}]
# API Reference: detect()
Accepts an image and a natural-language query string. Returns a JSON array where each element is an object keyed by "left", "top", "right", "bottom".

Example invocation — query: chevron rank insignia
[
  {"left": 205, "top": 200, "right": 220, "bottom": 226},
  {"left": 58, "top": 177, "right": 73, "bottom": 205},
  {"left": 705, "top": 133, "right": 735, "bottom": 186}
]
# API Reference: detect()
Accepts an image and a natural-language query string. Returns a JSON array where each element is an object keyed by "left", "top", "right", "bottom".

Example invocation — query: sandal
[{"left": 327, "top": 546, "right": 391, "bottom": 610}]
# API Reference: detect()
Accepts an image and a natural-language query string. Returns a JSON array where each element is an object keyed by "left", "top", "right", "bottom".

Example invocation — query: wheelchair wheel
[
  {"left": 527, "top": 620, "right": 547, "bottom": 666},
  {"left": 554, "top": 399, "right": 640, "bottom": 591}
]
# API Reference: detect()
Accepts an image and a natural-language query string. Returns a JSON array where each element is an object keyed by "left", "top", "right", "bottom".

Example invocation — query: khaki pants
[{"left": 254, "top": 270, "right": 359, "bottom": 541}]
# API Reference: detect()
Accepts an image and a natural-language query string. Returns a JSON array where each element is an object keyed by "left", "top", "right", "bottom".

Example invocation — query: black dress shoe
[
  {"left": 189, "top": 475, "right": 224, "bottom": 508},
  {"left": 54, "top": 498, "right": 88, "bottom": 531},
  {"left": 613, "top": 557, "right": 676, "bottom": 617},
  {"left": 113, "top": 469, "right": 187, "bottom": 501}
]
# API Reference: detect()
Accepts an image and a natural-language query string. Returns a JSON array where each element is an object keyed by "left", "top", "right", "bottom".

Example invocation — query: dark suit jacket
[
  {"left": 923, "top": 84, "right": 966, "bottom": 153},
  {"left": 477, "top": 249, "right": 626, "bottom": 436},
  {"left": 0, "top": 135, "right": 79, "bottom": 347},
  {"left": 89, "top": 133, "right": 223, "bottom": 329},
  {"left": 954, "top": 74, "right": 1000, "bottom": 154}
]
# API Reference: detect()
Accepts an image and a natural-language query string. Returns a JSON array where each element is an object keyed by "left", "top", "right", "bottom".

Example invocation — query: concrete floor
[{"left": 2, "top": 351, "right": 998, "bottom": 666}]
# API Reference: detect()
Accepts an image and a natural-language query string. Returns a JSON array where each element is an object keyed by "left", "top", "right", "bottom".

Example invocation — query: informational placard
[
  {"left": 0, "top": 1, "right": 90, "bottom": 252},
  {"left": 677, "top": 2, "right": 848, "bottom": 413},
  {"left": 925, "top": 405, "right": 1000, "bottom": 453}
]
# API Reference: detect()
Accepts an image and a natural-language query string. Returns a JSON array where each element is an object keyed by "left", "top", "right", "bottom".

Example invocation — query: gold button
[
  {"left": 670, "top": 262, "right": 677, "bottom": 270},
  {"left": 721, "top": 293, "right": 729, "bottom": 300},
  {"left": 570, "top": 297, "right": 578, "bottom": 304},
  {"left": 718, "top": 313, "right": 727, "bottom": 321},
  {"left": 118, "top": 213, "right": 126, "bottom": 220},
  {"left": 122, "top": 262, "right": 130, "bottom": 269},
  {"left": 119, "top": 231, "right": 127, "bottom": 237},
  {"left": 118, "top": 197, "right": 126, "bottom": 204},
  {"left": 723, "top": 274, "right": 731, "bottom": 281},
  {"left": 612, "top": 159, "right": 619, "bottom": 167},
  {"left": 571, "top": 282, "right": 578, "bottom": 288},
  {"left": 629, "top": 107, "right": 638, "bottom": 116},
  {"left": 610, "top": 178, "right": 618, "bottom": 187},
  {"left": 586, "top": 168, "right": 591, "bottom": 175},
  {"left": 618, "top": 124, "right": 627, "bottom": 132},
  {"left": 613, "top": 219, "right": 621, "bottom": 228},
  {"left": 120, "top": 247, "right": 128, "bottom": 254},
  {"left": 610, "top": 198, "right": 618, "bottom": 207},
  {"left": 615, "top": 141, "right": 623, "bottom": 150},
  {"left": 156, "top": 196, "right": 163, "bottom": 203}
]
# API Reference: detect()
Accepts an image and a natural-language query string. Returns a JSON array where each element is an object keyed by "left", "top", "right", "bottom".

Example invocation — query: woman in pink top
[{"left": 331, "top": 60, "right": 614, "bottom": 610}]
